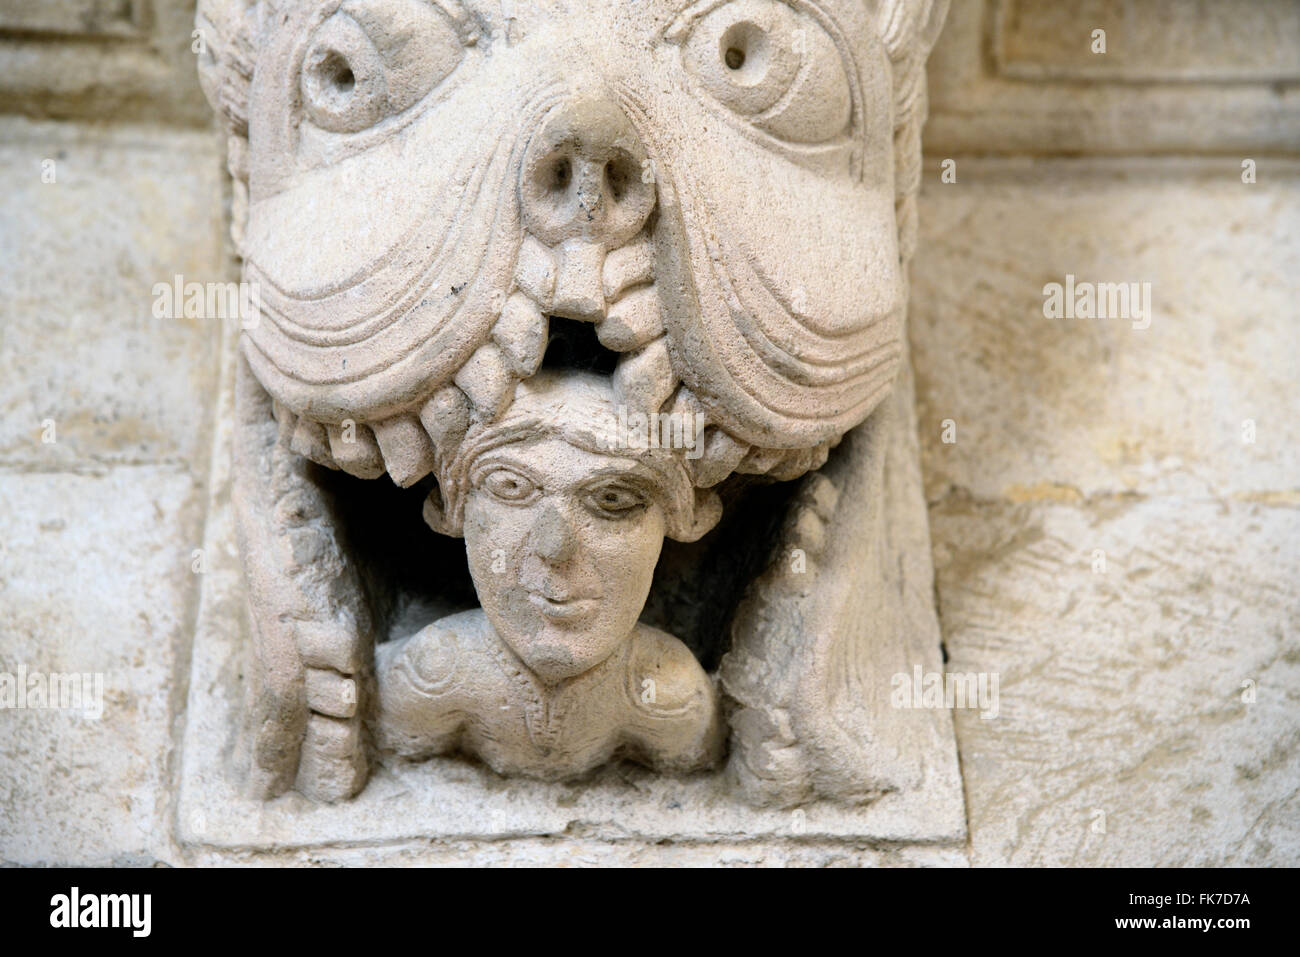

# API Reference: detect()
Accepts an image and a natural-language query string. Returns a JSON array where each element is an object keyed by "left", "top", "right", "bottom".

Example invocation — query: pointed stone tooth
[
  {"left": 515, "top": 234, "right": 556, "bottom": 310},
  {"left": 552, "top": 240, "right": 606, "bottom": 321},
  {"left": 454, "top": 342, "right": 516, "bottom": 422},
  {"left": 418, "top": 385, "right": 471, "bottom": 462},
  {"left": 804, "top": 439, "right": 834, "bottom": 475},
  {"left": 297, "top": 714, "right": 366, "bottom": 803},
  {"left": 667, "top": 385, "right": 708, "bottom": 424},
  {"left": 327, "top": 421, "right": 385, "bottom": 479},
  {"left": 612, "top": 336, "right": 676, "bottom": 416},
  {"left": 493, "top": 292, "right": 549, "bottom": 376},
  {"left": 296, "top": 619, "right": 364, "bottom": 672},
  {"left": 597, "top": 285, "right": 664, "bottom": 353},
  {"left": 800, "top": 471, "right": 841, "bottom": 522},
  {"left": 690, "top": 427, "right": 750, "bottom": 488},
  {"left": 289, "top": 416, "right": 338, "bottom": 469},
  {"left": 371, "top": 412, "right": 437, "bottom": 487},
  {"left": 305, "top": 668, "right": 357, "bottom": 719},
  {"left": 737, "top": 445, "right": 787, "bottom": 476},
  {"left": 603, "top": 238, "right": 655, "bottom": 301},
  {"left": 769, "top": 449, "right": 816, "bottom": 482}
]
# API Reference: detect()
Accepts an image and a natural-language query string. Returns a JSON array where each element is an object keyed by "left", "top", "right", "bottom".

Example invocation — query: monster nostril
[
  {"left": 724, "top": 46, "right": 745, "bottom": 70},
  {"left": 522, "top": 99, "right": 655, "bottom": 245},
  {"left": 605, "top": 160, "right": 625, "bottom": 201},
  {"left": 551, "top": 157, "right": 572, "bottom": 192}
]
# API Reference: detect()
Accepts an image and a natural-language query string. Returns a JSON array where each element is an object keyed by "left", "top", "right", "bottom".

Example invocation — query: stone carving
[
  {"left": 197, "top": 0, "right": 949, "bottom": 805},
  {"left": 377, "top": 371, "right": 724, "bottom": 777}
]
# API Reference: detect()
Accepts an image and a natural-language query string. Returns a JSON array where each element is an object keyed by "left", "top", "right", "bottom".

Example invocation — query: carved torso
[{"left": 377, "top": 610, "right": 723, "bottom": 778}]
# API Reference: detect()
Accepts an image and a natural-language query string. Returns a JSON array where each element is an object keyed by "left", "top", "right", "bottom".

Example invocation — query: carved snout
[{"left": 520, "top": 96, "right": 656, "bottom": 251}]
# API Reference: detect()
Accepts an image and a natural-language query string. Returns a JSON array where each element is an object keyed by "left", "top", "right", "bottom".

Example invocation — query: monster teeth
[
  {"left": 612, "top": 336, "right": 676, "bottom": 417},
  {"left": 782, "top": 473, "right": 842, "bottom": 563},
  {"left": 515, "top": 234, "right": 556, "bottom": 311},
  {"left": 736, "top": 446, "right": 787, "bottom": 476},
  {"left": 602, "top": 238, "right": 655, "bottom": 301},
  {"left": 418, "top": 385, "right": 471, "bottom": 461},
  {"left": 454, "top": 341, "right": 517, "bottom": 422},
  {"left": 767, "top": 449, "right": 817, "bottom": 482},
  {"left": 493, "top": 292, "right": 549, "bottom": 377},
  {"left": 690, "top": 427, "right": 750, "bottom": 488},
  {"left": 597, "top": 284, "right": 664, "bottom": 352},
  {"left": 551, "top": 240, "right": 606, "bottom": 321},
  {"left": 327, "top": 421, "right": 386, "bottom": 480},
  {"left": 371, "top": 412, "right": 437, "bottom": 488},
  {"left": 289, "top": 416, "right": 338, "bottom": 470}
]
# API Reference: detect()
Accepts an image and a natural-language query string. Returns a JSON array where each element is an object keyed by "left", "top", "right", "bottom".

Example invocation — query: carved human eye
[
  {"left": 581, "top": 482, "right": 649, "bottom": 521},
  {"left": 479, "top": 468, "right": 540, "bottom": 505},
  {"left": 678, "top": 0, "right": 852, "bottom": 144},
  {"left": 300, "top": 0, "right": 465, "bottom": 135}
]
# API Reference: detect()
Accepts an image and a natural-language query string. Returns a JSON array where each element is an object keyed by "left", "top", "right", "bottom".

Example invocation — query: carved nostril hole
[
  {"left": 605, "top": 160, "right": 627, "bottom": 201},
  {"left": 551, "top": 157, "right": 572, "bottom": 192},
  {"left": 724, "top": 46, "right": 745, "bottom": 70}
]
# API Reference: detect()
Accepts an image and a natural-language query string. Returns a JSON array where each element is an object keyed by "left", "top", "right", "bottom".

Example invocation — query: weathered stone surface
[
  {"left": 0, "top": 0, "right": 211, "bottom": 126},
  {"left": 0, "top": 118, "right": 226, "bottom": 469},
  {"left": 0, "top": 467, "right": 204, "bottom": 865},
  {"left": 911, "top": 158, "right": 1300, "bottom": 504},
  {"left": 184, "top": 839, "right": 968, "bottom": 868},
  {"left": 911, "top": 157, "right": 1300, "bottom": 866},
  {"left": 925, "top": 0, "right": 1300, "bottom": 155},
  {"left": 0, "top": 114, "right": 227, "bottom": 866},
  {"left": 5, "top": 1, "right": 1298, "bottom": 870},
  {"left": 931, "top": 499, "right": 1300, "bottom": 866},
  {"left": 994, "top": 0, "right": 1300, "bottom": 81}
]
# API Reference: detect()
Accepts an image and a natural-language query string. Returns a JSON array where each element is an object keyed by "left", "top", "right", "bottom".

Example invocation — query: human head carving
[
  {"left": 424, "top": 370, "right": 723, "bottom": 543},
  {"left": 446, "top": 373, "right": 721, "bottom": 683}
]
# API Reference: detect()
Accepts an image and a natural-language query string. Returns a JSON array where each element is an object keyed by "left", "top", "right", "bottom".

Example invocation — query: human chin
[{"left": 491, "top": 587, "right": 630, "bottom": 683}]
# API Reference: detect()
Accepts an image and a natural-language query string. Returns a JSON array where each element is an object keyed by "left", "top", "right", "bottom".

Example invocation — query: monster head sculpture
[{"left": 197, "top": 0, "right": 949, "bottom": 806}]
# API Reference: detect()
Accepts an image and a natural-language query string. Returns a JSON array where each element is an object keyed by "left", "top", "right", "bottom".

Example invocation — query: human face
[{"left": 462, "top": 436, "right": 668, "bottom": 683}]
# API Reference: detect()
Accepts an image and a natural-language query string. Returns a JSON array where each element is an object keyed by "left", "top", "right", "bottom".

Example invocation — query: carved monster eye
[
  {"left": 679, "top": 0, "right": 852, "bottom": 144},
  {"left": 301, "top": 0, "right": 464, "bottom": 134}
]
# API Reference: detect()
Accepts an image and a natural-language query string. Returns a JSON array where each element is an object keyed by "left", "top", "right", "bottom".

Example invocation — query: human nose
[{"left": 525, "top": 502, "right": 578, "bottom": 563}]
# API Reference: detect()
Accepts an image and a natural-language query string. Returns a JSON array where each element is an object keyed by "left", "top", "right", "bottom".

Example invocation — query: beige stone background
[{"left": 1, "top": 0, "right": 1296, "bottom": 866}]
